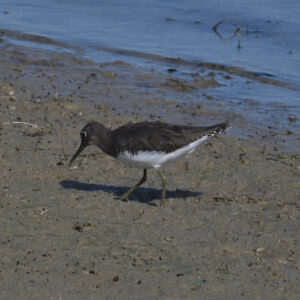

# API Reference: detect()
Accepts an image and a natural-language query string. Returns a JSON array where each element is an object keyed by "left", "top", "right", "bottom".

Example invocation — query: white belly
[{"left": 117, "top": 135, "right": 208, "bottom": 169}]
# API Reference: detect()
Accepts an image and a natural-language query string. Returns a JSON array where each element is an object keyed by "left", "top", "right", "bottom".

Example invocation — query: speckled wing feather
[{"left": 112, "top": 121, "right": 229, "bottom": 154}]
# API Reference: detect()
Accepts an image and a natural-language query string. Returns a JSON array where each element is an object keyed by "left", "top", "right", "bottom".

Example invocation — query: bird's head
[{"left": 68, "top": 122, "right": 108, "bottom": 166}]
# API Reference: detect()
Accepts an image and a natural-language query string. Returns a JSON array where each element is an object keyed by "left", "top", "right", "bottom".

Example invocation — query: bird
[{"left": 69, "top": 120, "right": 229, "bottom": 206}]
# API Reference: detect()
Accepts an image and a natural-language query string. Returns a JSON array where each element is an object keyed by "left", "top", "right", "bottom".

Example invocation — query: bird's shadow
[{"left": 60, "top": 180, "right": 202, "bottom": 206}]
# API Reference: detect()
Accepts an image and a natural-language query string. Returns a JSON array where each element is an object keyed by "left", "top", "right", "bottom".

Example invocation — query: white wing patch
[{"left": 117, "top": 135, "right": 208, "bottom": 169}]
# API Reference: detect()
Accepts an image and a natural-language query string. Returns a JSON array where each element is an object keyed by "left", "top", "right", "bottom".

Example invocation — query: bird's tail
[{"left": 208, "top": 122, "right": 230, "bottom": 136}]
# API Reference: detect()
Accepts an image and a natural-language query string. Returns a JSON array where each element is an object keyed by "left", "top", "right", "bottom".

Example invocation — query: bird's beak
[{"left": 69, "top": 142, "right": 87, "bottom": 167}]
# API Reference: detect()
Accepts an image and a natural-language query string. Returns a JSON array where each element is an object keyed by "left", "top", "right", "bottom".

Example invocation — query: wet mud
[{"left": 0, "top": 44, "right": 299, "bottom": 299}]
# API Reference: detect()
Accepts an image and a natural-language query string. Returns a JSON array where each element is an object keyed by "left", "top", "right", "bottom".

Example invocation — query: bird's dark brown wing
[{"left": 112, "top": 121, "right": 229, "bottom": 154}]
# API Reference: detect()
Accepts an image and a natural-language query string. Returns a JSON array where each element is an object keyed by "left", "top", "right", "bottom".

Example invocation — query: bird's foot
[
  {"left": 114, "top": 194, "right": 128, "bottom": 202},
  {"left": 160, "top": 198, "right": 166, "bottom": 208}
]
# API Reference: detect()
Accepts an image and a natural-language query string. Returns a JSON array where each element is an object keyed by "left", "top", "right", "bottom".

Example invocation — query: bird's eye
[{"left": 81, "top": 131, "right": 87, "bottom": 140}]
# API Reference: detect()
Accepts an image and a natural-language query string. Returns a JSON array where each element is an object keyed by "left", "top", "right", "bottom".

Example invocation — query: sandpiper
[{"left": 69, "top": 121, "right": 229, "bottom": 206}]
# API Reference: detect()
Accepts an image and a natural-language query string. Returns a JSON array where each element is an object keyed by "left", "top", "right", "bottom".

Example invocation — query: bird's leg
[
  {"left": 120, "top": 169, "right": 147, "bottom": 201},
  {"left": 157, "top": 169, "right": 166, "bottom": 207}
]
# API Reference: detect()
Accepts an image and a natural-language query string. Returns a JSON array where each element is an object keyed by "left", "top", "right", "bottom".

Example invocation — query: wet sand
[{"left": 0, "top": 44, "right": 299, "bottom": 299}]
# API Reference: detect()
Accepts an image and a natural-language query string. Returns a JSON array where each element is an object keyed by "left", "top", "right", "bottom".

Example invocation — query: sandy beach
[{"left": 0, "top": 43, "right": 299, "bottom": 299}]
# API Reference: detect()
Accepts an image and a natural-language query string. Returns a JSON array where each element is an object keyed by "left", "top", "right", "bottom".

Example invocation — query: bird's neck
[{"left": 96, "top": 127, "right": 116, "bottom": 157}]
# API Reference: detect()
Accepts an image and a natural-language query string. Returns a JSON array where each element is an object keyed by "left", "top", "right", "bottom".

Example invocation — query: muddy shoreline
[{"left": 0, "top": 44, "right": 299, "bottom": 299}]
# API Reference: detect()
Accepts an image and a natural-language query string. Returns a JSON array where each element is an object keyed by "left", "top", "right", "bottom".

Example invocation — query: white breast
[{"left": 117, "top": 135, "right": 208, "bottom": 169}]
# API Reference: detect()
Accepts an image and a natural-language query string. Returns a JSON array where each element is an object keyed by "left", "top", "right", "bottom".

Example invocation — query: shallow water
[
  {"left": 0, "top": 0, "right": 299, "bottom": 136},
  {"left": 1, "top": 0, "right": 299, "bottom": 81}
]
